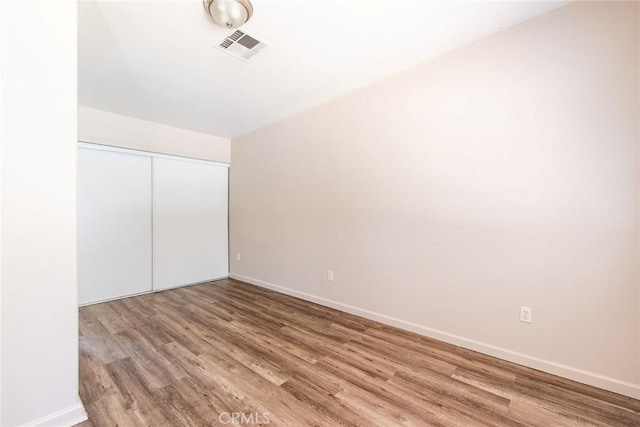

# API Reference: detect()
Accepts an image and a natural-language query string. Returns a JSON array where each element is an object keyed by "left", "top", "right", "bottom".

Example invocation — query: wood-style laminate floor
[{"left": 77, "top": 278, "right": 640, "bottom": 426}]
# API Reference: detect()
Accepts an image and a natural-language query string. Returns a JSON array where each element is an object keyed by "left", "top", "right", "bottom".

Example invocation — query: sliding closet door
[
  {"left": 152, "top": 157, "right": 229, "bottom": 291},
  {"left": 78, "top": 147, "right": 153, "bottom": 305}
]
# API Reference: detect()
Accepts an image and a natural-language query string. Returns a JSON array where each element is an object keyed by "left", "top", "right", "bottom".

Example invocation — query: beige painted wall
[
  {"left": 78, "top": 106, "right": 231, "bottom": 163},
  {"left": 230, "top": 1, "right": 640, "bottom": 397}
]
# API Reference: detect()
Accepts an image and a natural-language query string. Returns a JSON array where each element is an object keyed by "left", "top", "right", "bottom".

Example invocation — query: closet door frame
[
  {"left": 78, "top": 142, "right": 230, "bottom": 305},
  {"left": 78, "top": 142, "right": 230, "bottom": 169}
]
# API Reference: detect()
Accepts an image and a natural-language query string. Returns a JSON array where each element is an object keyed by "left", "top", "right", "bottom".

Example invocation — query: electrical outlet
[
  {"left": 327, "top": 271, "right": 334, "bottom": 281},
  {"left": 236, "top": 253, "right": 241, "bottom": 262},
  {"left": 520, "top": 306, "right": 532, "bottom": 323}
]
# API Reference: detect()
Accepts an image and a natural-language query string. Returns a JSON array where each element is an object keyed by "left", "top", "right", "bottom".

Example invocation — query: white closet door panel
[
  {"left": 78, "top": 148, "right": 153, "bottom": 304},
  {"left": 153, "top": 158, "right": 229, "bottom": 290}
]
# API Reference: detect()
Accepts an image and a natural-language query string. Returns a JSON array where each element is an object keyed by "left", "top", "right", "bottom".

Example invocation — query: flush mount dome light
[{"left": 203, "top": 0, "right": 253, "bottom": 29}]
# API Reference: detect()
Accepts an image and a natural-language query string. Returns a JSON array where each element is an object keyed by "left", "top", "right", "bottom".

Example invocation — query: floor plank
[{"left": 78, "top": 278, "right": 640, "bottom": 426}]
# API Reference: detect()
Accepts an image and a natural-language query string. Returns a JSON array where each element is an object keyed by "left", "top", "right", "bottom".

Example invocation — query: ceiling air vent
[{"left": 217, "top": 29, "right": 268, "bottom": 62}]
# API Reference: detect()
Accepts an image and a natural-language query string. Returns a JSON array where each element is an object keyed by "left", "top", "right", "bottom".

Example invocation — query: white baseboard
[
  {"left": 229, "top": 273, "right": 640, "bottom": 400},
  {"left": 23, "top": 401, "right": 87, "bottom": 427}
]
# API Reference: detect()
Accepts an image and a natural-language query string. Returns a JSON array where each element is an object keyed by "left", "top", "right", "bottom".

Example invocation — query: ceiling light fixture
[{"left": 203, "top": 0, "right": 253, "bottom": 29}]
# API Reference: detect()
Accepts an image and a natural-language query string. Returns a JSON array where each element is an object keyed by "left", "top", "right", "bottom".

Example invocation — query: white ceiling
[{"left": 79, "top": 0, "right": 568, "bottom": 138}]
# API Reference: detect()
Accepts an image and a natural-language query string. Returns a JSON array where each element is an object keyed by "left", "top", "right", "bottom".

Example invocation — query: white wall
[
  {"left": 78, "top": 106, "right": 231, "bottom": 163},
  {"left": 0, "top": 3, "right": 4, "bottom": 420},
  {"left": 230, "top": 1, "right": 640, "bottom": 398},
  {"left": 1, "top": 1, "right": 86, "bottom": 425}
]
